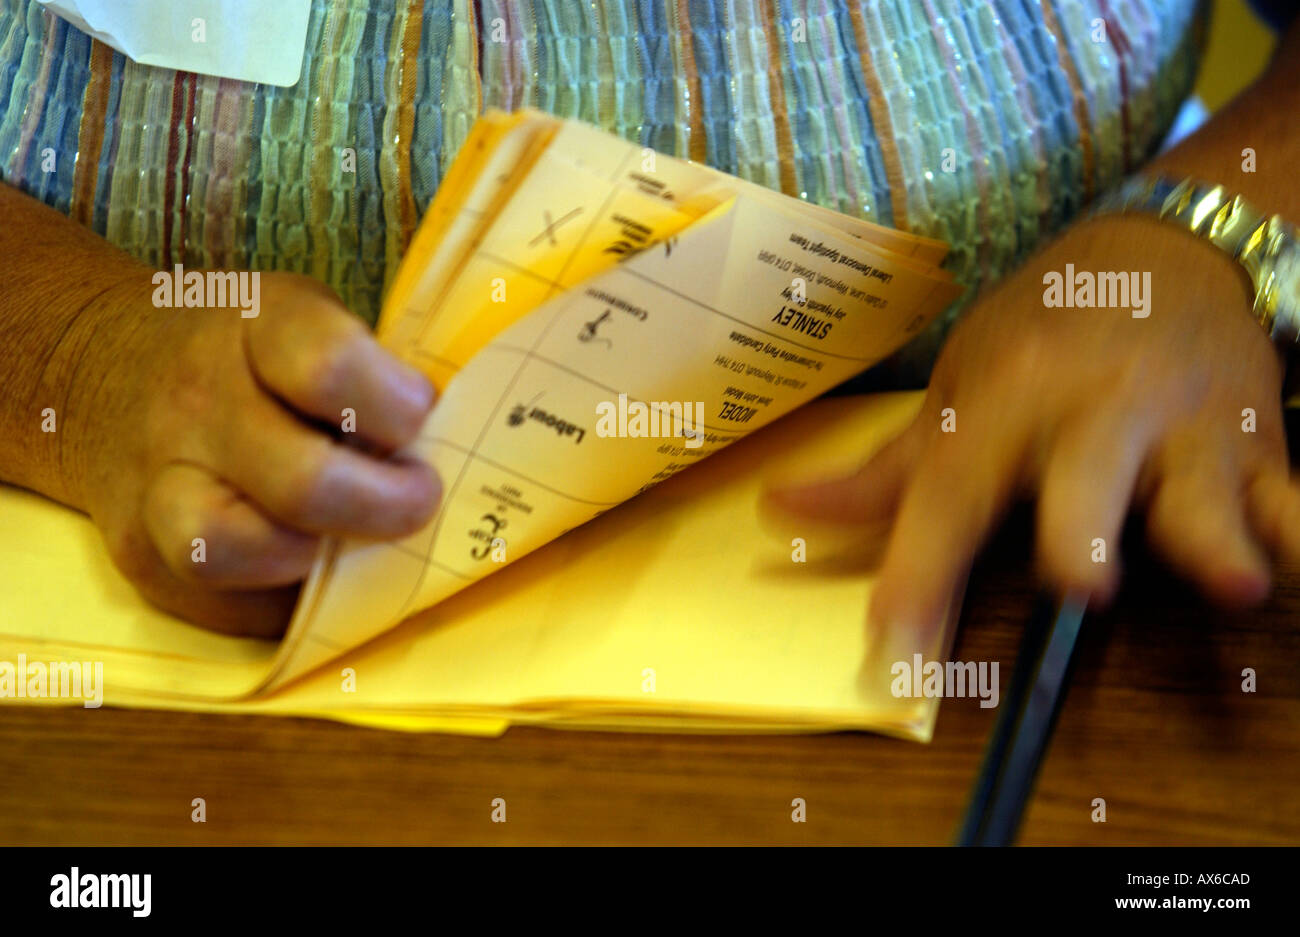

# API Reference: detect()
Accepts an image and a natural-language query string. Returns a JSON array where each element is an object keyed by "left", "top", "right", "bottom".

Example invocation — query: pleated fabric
[{"left": 0, "top": 0, "right": 1206, "bottom": 378}]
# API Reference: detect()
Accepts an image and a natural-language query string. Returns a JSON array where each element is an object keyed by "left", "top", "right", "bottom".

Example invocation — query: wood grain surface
[{"left": 2, "top": 507, "right": 1296, "bottom": 845}]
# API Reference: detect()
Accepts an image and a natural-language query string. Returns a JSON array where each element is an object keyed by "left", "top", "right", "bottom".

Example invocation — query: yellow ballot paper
[{"left": 0, "top": 110, "right": 964, "bottom": 741}]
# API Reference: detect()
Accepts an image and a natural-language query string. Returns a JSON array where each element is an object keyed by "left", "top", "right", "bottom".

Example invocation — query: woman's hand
[
  {"left": 764, "top": 213, "right": 1300, "bottom": 662},
  {"left": 68, "top": 272, "right": 441, "bottom": 637}
]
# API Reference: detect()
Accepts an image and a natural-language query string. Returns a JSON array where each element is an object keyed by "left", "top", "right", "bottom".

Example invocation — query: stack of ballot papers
[{"left": 0, "top": 109, "right": 965, "bottom": 741}]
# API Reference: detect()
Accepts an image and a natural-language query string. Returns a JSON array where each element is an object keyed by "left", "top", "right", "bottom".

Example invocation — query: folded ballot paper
[{"left": 0, "top": 109, "right": 965, "bottom": 740}]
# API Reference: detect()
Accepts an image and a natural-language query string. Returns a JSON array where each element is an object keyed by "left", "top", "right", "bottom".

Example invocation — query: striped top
[{"left": 0, "top": 0, "right": 1205, "bottom": 379}]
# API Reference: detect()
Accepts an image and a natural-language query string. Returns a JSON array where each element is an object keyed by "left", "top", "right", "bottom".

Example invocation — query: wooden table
[{"left": 2, "top": 506, "right": 1296, "bottom": 845}]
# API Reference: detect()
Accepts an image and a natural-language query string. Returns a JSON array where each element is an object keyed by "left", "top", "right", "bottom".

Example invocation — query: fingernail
[
  {"left": 874, "top": 619, "right": 931, "bottom": 671},
  {"left": 861, "top": 616, "right": 933, "bottom": 708},
  {"left": 390, "top": 459, "right": 442, "bottom": 536},
  {"left": 870, "top": 589, "right": 940, "bottom": 665},
  {"left": 756, "top": 486, "right": 802, "bottom": 533},
  {"left": 1217, "top": 564, "right": 1271, "bottom": 606},
  {"left": 396, "top": 366, "right": 436, "bottom": 413}
]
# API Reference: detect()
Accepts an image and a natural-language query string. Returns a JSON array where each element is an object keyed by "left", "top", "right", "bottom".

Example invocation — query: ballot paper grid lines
[
  {"left": 473, "top": 246, "right": 881, "bottom": 364},
  {"left": 294, "top": 132, "right": 952, "bottom": 662},
  {"left": 411, "top": 345, "right": 749, "bottom": 439},
  {"left": 277, "top": 138, "right": 619, "bottom": 668},
  {"left": 409, "top": 434, "right": 624, "bottom": 507},
  {"left": 616, "top": 265, "right": 882, "bottom": 365},
  {"left": 381, "top": 166, "right": 942, "bottom": 622},
  {"left": 389, "top": 148, "right": 645, "bottom": 622}
]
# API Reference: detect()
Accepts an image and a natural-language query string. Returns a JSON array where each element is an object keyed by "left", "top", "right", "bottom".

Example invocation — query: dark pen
[{"left": 956, "top": 592, "right": 1088, "bottom": 846}]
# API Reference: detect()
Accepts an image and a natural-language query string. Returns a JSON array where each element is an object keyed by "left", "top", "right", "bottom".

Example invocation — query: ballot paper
[{"left": 0, "top": 110, "right": 964, "bottom": 740}]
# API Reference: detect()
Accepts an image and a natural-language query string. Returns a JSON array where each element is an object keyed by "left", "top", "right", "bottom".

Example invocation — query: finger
[
  {"left": 101, "top": 525, "right": 297, "bottom": 639},
  {"left": 760, "top": 424, "right": 921, "bottom": 526},
  {"left": 869, "top": 411, "right": 1030, "bottom": 665},
  {"left": 214, "top": 398, "right": 442, "bottom": 539},
  {"left": 758, "top": 425, "right": 922, "bottom": 558},
  {"left": 1145, "top": 462, "right": 1271, "bottom": 606},
  {"left": 246, "top": 277, "right": 435, "bottom": 450},
  {"left": 143, "top": 462, "right": 320, "bottom": 588},
  {"left": 1245, "top": 470, "right": 1300, "bottom": 565},
  {"left": 1035, "top": 402, "right": 1157, "bottom": 606}
]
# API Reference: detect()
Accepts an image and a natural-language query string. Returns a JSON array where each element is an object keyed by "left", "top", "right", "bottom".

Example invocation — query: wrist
[
  {"left": 44, "top": 272, "right": 155, "bottom": 513},
  {"left": 1092, "top": 173, "right": 1300, "bottom": 354},
  {"left": 1059, "top": 211, "right": 1256, "bottom": 320}
]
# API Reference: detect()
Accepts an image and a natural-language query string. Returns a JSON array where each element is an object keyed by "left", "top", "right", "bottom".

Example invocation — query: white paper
[{"left": 41, "top": 0, "right": 311, "bottom": 87}]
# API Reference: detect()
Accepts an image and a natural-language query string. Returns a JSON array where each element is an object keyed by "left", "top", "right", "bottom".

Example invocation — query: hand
[
  {"left": 69, "top": 272, "right": 441, "bottom": 637},
  {"left": 763, "top": 214, "right": 1300, "bottom": 662}
]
